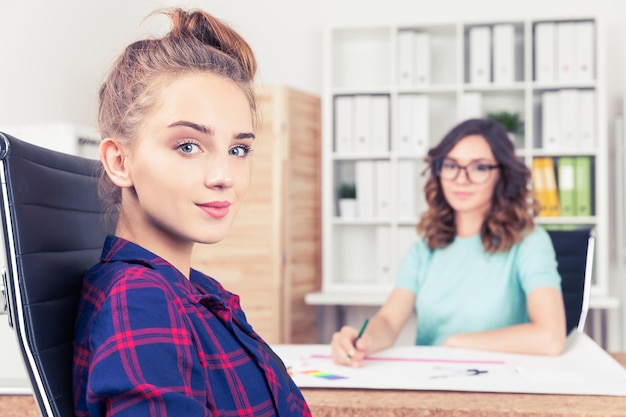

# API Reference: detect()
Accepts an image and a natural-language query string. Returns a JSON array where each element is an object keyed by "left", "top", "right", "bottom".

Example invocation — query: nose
[
  {"left": 455, "top": 167, "right": 472, "bottom": 184},
  {"left": 204, "top": 156, "right": 234, "bottom": 189}
]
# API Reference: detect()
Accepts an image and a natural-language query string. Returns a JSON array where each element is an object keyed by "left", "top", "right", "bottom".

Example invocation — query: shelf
[{"left": 319, "top": 16, "right": 608, "bottom": 299}]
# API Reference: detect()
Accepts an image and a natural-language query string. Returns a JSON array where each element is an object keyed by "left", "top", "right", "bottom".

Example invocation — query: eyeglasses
[{"left": 437, "top": 159, "right": 500, "bottom": 184}]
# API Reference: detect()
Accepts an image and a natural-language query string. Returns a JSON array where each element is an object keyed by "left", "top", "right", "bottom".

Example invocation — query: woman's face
[
  {"left": 440, "top": 134, "right": 499, "bottom": 219},
  {"left": 120, "top": 72, "right": 254, "bottom": 249}
]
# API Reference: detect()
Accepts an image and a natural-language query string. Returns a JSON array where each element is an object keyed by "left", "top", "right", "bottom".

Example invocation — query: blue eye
[
  {"left": 229, "top": 144, "right": 252, "bottom": 157},
  {"left": 177, "top": 141, "right": 200, "bottom": 154}
]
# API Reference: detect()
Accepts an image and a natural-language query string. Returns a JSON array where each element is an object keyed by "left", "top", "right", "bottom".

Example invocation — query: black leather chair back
[
  {"left": 546, "top": 228, "right": 595, "bottom": 335},
  {"left": 0, "top": 132, "right": 110, "bottom": 417}
]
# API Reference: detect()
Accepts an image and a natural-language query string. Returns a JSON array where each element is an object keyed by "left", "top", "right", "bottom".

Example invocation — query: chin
[
  {"left": 449, "top": 201, "right": 473, "bottom": 211},
  {"left": 195, "top": 227, "right": 234, "bottom": 245},
  {"left": 195, "top": 234, "right": 227, "bottom": 245}
]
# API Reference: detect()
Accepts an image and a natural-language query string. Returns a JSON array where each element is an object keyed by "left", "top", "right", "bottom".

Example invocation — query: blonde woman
[{"left": 73, "top": 8, "right": 311, "bottom": 416}]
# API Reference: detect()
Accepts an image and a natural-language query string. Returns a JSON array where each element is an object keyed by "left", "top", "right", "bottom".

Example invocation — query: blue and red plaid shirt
[{"left": 73, "top": 236, "right": 311, "bottom": 417}]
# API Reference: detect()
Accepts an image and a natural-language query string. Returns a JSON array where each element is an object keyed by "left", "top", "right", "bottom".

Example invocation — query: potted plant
[
  {"left": 486, "top": 110, "right": 524, "bottom": 145},
  {"left": 338, "top": 183, "right": 357, "bottom": 218}
]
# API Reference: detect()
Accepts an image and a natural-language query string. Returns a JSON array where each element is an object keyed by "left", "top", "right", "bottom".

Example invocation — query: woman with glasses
[{"left": 331, "top": 118, "right": 566, "bottom": 366}]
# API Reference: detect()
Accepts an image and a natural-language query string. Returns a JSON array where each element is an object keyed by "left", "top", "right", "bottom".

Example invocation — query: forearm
[
  {"left": 361, "top": 314, "right": 401, "bottom": 353},
  {"left": 442, "top": 322, "right": 566, "bottom": 355},
  {"left": 332, "top": 288, "right": 415, "bottom": 366}
]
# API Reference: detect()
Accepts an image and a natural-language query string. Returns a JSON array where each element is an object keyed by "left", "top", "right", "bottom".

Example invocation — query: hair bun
[{"left": 166, "top": 8, "right": 256, "bottom": 81}]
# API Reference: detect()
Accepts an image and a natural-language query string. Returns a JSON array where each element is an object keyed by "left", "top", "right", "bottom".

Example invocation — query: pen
[
  {"left": 354, "top": 318, "right": 370, "bottom": 346},
  {"left": 345, "top": 318, "right": 369, "bottom": 362}
]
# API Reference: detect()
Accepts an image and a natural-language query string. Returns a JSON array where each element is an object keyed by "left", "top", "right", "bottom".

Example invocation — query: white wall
[
  {"left": 1, "top": 0, "right": 625, "bottom": 126},
  {"left": 0, "top": 0, "right": 625, "bottom": 383}
]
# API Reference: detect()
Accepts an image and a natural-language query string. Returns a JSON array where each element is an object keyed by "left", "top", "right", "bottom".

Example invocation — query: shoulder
[
  {"left": 395, "top": 237, "right": 432, "bottom": 267},
  {"left": 79, "top": 262, "right": 186, "bottom": 334},
  {"left": 87, "top": 259, "right": 166, "bottom": 286},
  {"left": 514, "top": 226, "right": 557, "bottom": 262},
  {"left": 412, "top": 238, "right": 432, "bottom": 255},
  {"left": 82, "top": 260, "right": 175, "bottom": 309},
  {"left": 518, "top": 226, "right": 553, "bottom": 248}
]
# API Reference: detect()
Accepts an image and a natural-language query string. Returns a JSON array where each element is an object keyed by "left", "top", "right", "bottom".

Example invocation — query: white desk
[
  {"left": 273, "top": 332, "right": 626, "bottom": 396},
  {"left": 306, "top": 291, "right": 622, "bottom": 349}
]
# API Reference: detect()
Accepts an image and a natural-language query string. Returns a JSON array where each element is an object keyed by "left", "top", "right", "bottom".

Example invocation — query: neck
[
  {"left": 115, "top": 216, "right": 194, "bottom": 279},
  {"left": 455, "top": 211, "right": 485, "bottom": 237}
]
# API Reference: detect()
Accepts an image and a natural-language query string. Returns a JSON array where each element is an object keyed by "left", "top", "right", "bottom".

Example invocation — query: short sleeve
[
  {"left": 395, "top": 240, "right": 430, "bottom": 293},
  {"left": 516, "top": 227, "right": 562, "bottom": 294}
]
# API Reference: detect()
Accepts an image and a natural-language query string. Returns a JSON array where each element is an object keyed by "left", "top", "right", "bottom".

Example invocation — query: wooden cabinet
[{"left": 192, "top": 85, "right": 322, "bottom": 344}]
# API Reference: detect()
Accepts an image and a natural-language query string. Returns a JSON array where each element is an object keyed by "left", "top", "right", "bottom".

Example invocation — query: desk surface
[
  {"left": 3, "top": 353, "right": 626, "bottom": 417},
  {"left": 300, "top": 352, "right": 626, "bottom": 417}
]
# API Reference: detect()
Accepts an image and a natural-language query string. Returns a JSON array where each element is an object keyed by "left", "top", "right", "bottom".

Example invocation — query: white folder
[
  {"left": 558, "top": 89, "right": 580, "bottom": 146},
  {"left": 413, "top": 32, "right": 431, "bottom": 86},
  {"left": 355, "top": 160, "right": 375, "bottom": 219},
  {"left": 469, "top": 26, "right": 492, "bottom": 85},
  {"left": 353, "top": 95, "right": 373, "bottom": 153},
  {"left": 577, "top": 89, "right": 596, "bottom": 149},
  {"left": 412, "top": 95, "right": 430, "bottom": 156},
  {"left": 556, "top": 22, "right": 576, "bottom": 83},
  {"left": 334, "top": 96, "right": 355, "bottom": 154},
  {"left": 396, "top": 95, "right": 414, "bottom": 153},
  {"left": 375, "top": 160, "right": 392, "bottom": 219},
  {"left": 493, "top": 24, "right": 515, "bottom": 84},
  {"left": 396, "top": 160, "right": 418, "bottom": 219},
  {"left": 534, "top": 22, "right": 556, "bottom": 83},
  {"left": 370, "top": 95, "right": 390, "bottom": 153},
  {"left": 574, "top": 21, "right": 595, "bottom": 82},
  {"left": 541, "top": 91, "right": 560, "bottom": 150},
  {"left": 397, "top": 31, "right": 415, "bottom": 86},
  {"left": 375, "top": 226, "right": 393, "bottom": 284},
  {"left": 396, "top": 95, "right": 430, "bottom": 155}
]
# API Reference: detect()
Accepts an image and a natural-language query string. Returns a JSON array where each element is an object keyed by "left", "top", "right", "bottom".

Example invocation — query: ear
[{"left": 100, "top": 138, "right": 133, "bottom": 188}]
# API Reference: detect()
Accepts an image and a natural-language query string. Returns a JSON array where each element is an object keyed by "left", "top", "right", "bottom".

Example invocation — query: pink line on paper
[{"left": 310, "top": 354, "right": 506, "bottom": 365}]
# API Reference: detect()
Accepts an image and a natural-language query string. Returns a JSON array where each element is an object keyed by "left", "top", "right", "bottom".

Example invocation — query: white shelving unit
[{"left": 308, "top": 16, "right": 618, "bottom": 345}]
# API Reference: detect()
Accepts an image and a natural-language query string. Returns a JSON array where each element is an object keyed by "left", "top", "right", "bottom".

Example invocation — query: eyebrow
[
  {"left": 444, "top": 157, "right": 497, "bottom": 165},
  {"left": 168, "top": 120, "right": 255, "bottom": 140}
]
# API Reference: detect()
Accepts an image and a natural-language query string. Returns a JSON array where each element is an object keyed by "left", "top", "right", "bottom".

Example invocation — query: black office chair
[
  {"left": 0, "top": 132, "right": 110, "bottom": 417},
  {"left": 546, "top": 228, "right": 595, "bottom": 335}
]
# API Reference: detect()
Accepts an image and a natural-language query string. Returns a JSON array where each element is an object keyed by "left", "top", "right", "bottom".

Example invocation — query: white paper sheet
[{"left": 272, "top": 332, "right": 626, "bottom": 396}]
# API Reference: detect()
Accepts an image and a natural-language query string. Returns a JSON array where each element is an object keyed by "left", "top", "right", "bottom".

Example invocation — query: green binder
[
  {"left": 574, "top": 156, "right": 592, "bottom": 217},
  {"left": 557, "top": 157, "right": 576, "bottom": 217}
]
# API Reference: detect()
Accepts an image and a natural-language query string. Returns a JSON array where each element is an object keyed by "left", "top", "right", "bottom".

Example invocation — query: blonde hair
[{"left": 98, "top": 8, "right": 258, "bottom": 219}]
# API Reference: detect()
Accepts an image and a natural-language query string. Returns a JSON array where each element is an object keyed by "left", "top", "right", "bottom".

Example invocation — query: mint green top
[{"left": 395, "top": 226, "right": 561, "bottom": 346}]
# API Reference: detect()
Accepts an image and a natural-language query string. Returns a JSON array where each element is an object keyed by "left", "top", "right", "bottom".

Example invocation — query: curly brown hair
[
  {"left": 97, "top": 7, "right": 258, "bottom": 222},
  {"left": 417, "top": 118, "right": 539, "bottom": 253}
]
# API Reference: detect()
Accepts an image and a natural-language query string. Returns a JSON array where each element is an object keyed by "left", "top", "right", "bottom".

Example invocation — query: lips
[
  {"left": 198, "top": 201, "right": 231, "bottom": 219},
  {"left": 452, "top": 191, "right": 473, "bottom": 199}
]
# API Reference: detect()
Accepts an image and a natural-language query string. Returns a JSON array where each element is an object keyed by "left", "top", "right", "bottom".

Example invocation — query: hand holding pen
[{"left": 330, "top": 318, "right": 370, "bottom": 367}]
